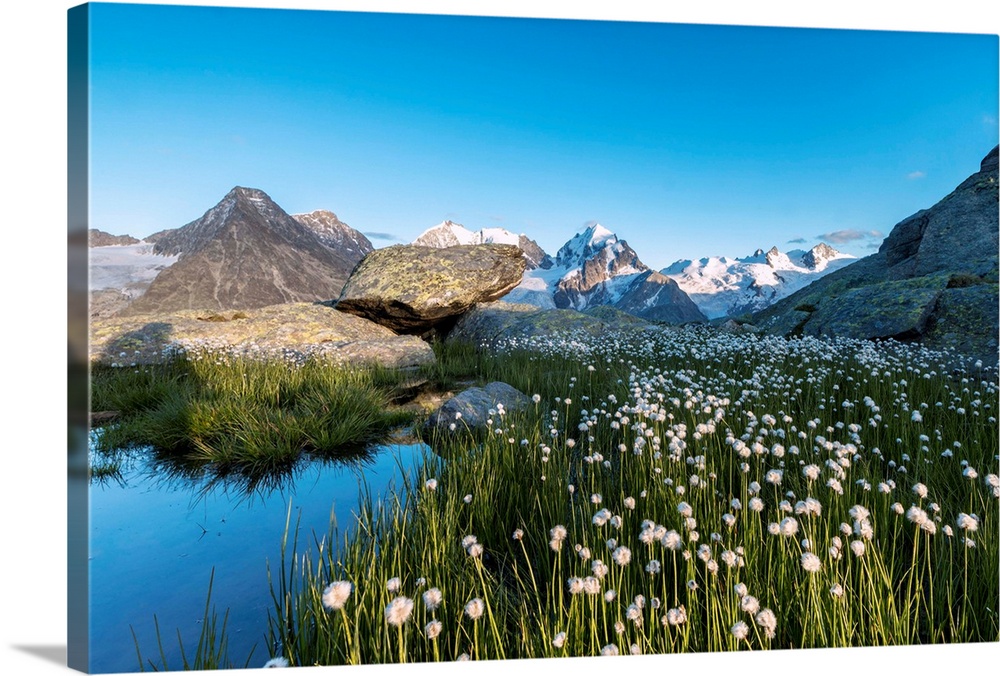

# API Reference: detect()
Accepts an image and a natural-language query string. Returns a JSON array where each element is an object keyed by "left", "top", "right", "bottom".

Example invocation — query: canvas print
[{"left": 70, "top": 2, "right": 999, "bottom": 673}]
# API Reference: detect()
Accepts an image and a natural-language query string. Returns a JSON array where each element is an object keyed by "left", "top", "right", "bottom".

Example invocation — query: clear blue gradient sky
[{"left": 88, "top": 2, "right": 998, "bottom": 268}]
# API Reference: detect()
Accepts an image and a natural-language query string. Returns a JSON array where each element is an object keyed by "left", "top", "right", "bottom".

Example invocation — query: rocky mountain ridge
[{"left": 122, "top": 187, "right": 367, "bottom": 316}]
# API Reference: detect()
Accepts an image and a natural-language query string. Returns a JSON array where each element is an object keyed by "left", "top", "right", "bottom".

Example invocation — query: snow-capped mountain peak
[
  {"left": 663, "top": 243, "right": 856, "bottom": 319},
  {"left": 801, "top": 242, "right": 847, "bottom": 270},
  {"left": 502, "top": 223, "right": 704, "bottom": 324},
  {"left": 555, "top": 222, "right": 622, "bottom": 266},
  {"left": 413, "top": 220, "right": 552, "bottom": 269}
]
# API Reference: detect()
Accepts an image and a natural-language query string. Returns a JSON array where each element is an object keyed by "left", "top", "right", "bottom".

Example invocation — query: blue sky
[{"left": 87, "top": 2, "right": 998, "bottom": 267}]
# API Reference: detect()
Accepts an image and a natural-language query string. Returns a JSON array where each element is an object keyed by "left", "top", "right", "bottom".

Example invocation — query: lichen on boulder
[{"left": 335, "top": 243, "right": 526, "bottom": 334}]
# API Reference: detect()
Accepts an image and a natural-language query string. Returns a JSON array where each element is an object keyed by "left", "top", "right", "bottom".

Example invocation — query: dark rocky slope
[
  {"left": 754, "top": 146, "right": 998, "bottom": 366},
  {"left": 124, "top": 187, "right": 364, "bottom": 315}
]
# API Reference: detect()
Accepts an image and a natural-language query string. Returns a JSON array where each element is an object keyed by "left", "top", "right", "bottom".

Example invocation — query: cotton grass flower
[
  {"left": 906, "top": 506, "right": 929, "bottom": 526},
  {"left": 263, "top": 657, "right": 290, "bottom": 668},
  {"left": 386, "top": 577, "right": 402, "bottom": 594},
  {"left": 755, "top": 608, "right": 777, "bottom": 638},
  {"left": 850, "top": 540, "right": 866, "bottom": 557},
  {"left": 422, "top": 587, "right": 443, "bottom": 611},
  {"left": 424, "top": 619, "right": 443, "bottom": 640},
  {"left": 601, "top": 644, "right": 620, "bottom": 656},
  {"left": 800, "top": 552, "right": 822, "bottom": 573},
  {"left": 464, "top": 598, "right": 485, "bottom": 621},
  {"left": 957, "top": 513, "right": 979, "bottom": 531},
  {"left": 664, "top": 606, "right": 688, "bottom": 627},
  {"left": 384, "top": 596, "right": 415, "bottom": 626},
  {"left": 731, "top": 621, "right": 750, "bottom": 640},
  {"left": 322, "top": 580, "right": 353, "bottom": 611},
  {"left": 779, "top": 517, "right": 799, "bottom": 537},
  {"left": 552, "top": 631, "right": 567, "bottom": 649},
  {"left": 661, "top": 530, "right": 683, "bottom": 551}
]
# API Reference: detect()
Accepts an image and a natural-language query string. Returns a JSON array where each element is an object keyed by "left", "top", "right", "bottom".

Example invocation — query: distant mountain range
[
  {"left": 413, "top": 220, "right": 553, "bottom": 270},
  {"left": 411, "top": 221, "right": 853, "bottom": 323},
  {"left": 413, "top": 221, "right": 705, "bottom": 324},
  {"left": 89, "top": 188, "right": 855, "bottom": 324},
  {"left": 662, "top": 243, "right": 855, "bottom": 319}
]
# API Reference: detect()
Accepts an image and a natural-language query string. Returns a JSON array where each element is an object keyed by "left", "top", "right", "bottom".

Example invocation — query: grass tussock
[{"left": 91, "top": 356, "right": 416, "bottom": 475}]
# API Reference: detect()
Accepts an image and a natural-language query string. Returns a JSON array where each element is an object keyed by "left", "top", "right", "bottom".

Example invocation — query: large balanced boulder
[
  {"left": 89, "top": 302, "right": 434, "bottom": 368},
  {"left": 335, "top": 244, "right": 526, "bottom": 334},
  {"left": 754, "top": 146, "right": 998, "bottom": 367}
]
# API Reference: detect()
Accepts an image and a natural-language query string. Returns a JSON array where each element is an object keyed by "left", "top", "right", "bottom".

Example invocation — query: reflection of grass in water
[
  {"left": 90, "top": 356, "right": 416, "bottom": 479},
  {"left": 130, "top": 569, "right": 257, "bottom": 672}
]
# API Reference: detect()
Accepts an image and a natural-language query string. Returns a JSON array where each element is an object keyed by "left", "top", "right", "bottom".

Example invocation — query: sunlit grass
[
  {"left": 267, "top": 328, "right": 998, "bottom": 665},
  {"left": 90, "top": 355, "right": 416, "bottom": 474}
]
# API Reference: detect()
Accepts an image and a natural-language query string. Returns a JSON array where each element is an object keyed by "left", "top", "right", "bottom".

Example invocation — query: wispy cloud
[
  {"left": 787, "top": 237, "right": 807, "bottom": 244},
  {"left": 817, "top": 229, "right": 884, "bottom": 244},
  {"left": 907, "top": 170, "right": 926, "bottom": 180},
  {"left": 865, "top": 242, "right": 881, "bottom": 250},
  {"left": 363, "top": 231, "right": 405, "bottom": 242}
]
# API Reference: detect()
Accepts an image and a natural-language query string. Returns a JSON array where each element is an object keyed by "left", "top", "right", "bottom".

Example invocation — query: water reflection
[
  {"left": 87, "top": 438, "right": 427, "bottom": 673},
  {"left": 89, "top": 424, "right": 401, "bottom": 503}
]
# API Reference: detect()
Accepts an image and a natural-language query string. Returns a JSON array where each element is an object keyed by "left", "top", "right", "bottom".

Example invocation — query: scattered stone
[{"left": 424, "top": 382, "right": 532, "bottom": 434}]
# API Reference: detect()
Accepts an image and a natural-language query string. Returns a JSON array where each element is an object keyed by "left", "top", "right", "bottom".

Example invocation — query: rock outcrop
[
  {"left": 447, "top": 300, "right": 651, "bottom": 346},
  {"left": 89, "top": 229, "right": 141, "bottom": 247},
  {"left": 336, "top": 244, "right": 526, "bottom": 334},
  {"left": 754, "top": 146, "right": 999, "bottom": 366},
  {"left": 90, "top": 302, "right": 434, "bottom": 368}
]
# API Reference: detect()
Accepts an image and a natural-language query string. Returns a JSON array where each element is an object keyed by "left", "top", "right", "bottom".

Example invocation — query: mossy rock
[
  {"left": 336, "top": 244, "right": 526, "bottom": 333},
  {"left": 923, "top": 284, "right": 999, "bottom": 366},
  {"left": 800, "top": 276, "right": 948, "bottom": 340}
]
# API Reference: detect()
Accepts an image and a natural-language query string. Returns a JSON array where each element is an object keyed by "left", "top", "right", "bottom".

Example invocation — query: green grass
[{"left": 90, "top": 356, "right": 417, "bottom": 476}]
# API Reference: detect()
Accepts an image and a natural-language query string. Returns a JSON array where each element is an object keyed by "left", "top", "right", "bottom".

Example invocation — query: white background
[{"left": 1, "top": 1, "right": 997, "bottom": 675}]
